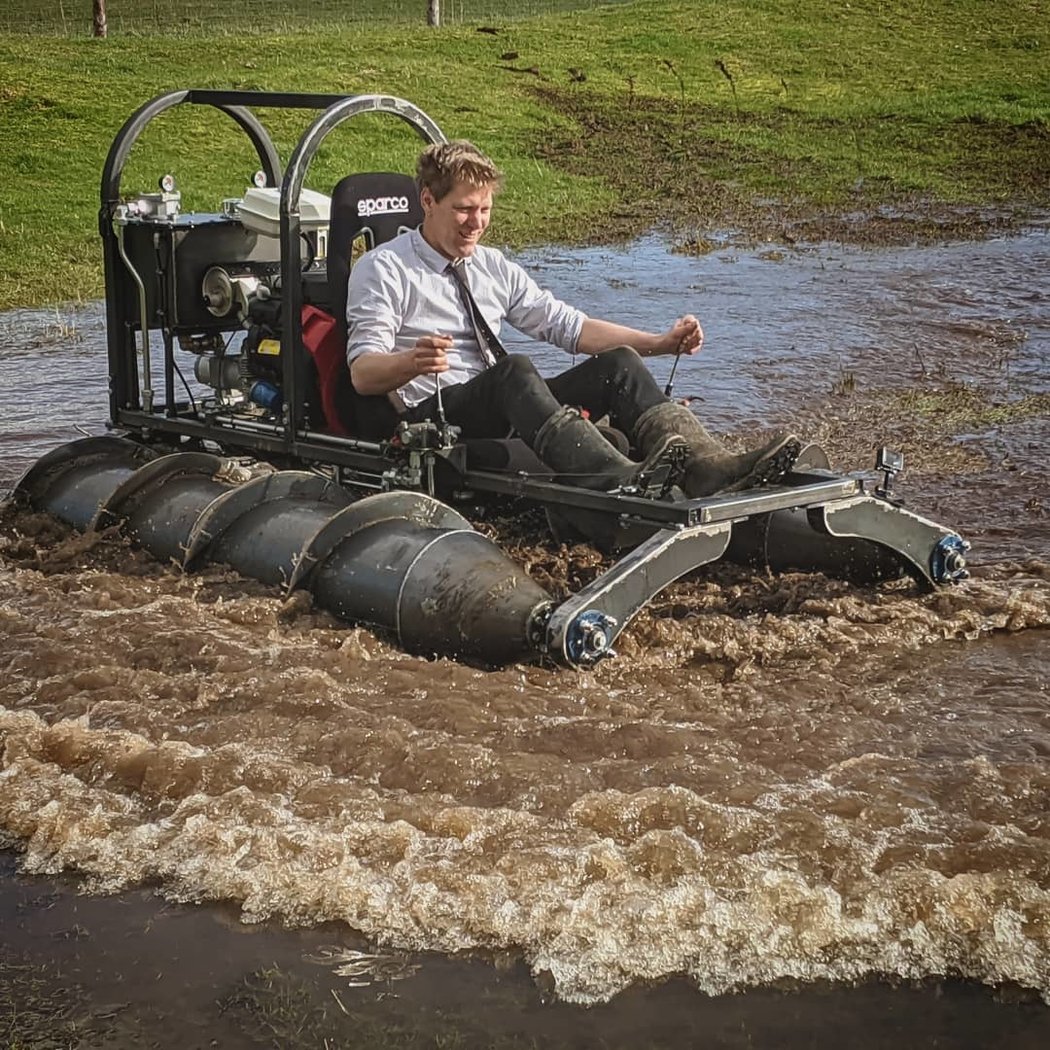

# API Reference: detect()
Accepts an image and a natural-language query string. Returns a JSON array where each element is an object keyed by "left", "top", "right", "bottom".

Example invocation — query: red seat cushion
[{"left": 301, "top": 304, "right": 351, "bottom": 436}]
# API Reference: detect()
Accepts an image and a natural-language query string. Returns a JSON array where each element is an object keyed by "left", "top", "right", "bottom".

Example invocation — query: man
[{"left": 346, "top": 140, "right": 798, "bottom": 497}]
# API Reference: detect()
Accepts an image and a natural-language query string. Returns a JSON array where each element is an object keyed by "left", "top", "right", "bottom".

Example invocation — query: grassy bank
[{"left": 0, "top": 0, "right": 1047, "bottom": 309}]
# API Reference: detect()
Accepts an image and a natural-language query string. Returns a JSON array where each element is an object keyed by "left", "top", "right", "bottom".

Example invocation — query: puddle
[{"left": 1, "top": 229, "right": 1048, "bottom": 1039}]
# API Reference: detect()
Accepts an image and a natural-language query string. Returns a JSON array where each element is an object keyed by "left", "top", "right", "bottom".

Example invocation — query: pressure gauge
[
  {"left": 159, "top": 173, "right": 176, "bottom": 193},
  {"left": 252, "top": 170, "right": 267, "bottom": 188}
]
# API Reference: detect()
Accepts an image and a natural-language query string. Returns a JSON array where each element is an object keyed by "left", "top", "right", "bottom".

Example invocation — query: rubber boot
[
  {"left": 633, "top": 401, "right": 801, "bottom": 498},
  {"left": 534, "top": 405, "right": 686, "bottom": 493}
]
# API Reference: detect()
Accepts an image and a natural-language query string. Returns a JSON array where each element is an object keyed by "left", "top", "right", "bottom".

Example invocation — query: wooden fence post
[{"left": 92, "top": 0, "right": 108, "bottom": 37}]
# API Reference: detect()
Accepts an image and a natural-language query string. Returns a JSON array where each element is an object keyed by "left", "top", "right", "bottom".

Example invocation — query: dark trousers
[{"left": 352, "top": 346, "right": 667, "bottom": 443}]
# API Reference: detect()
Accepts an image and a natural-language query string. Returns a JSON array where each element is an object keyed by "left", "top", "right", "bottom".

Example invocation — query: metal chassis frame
[{"left": 540, "top": 479, "right": 965, "bottom": 665}]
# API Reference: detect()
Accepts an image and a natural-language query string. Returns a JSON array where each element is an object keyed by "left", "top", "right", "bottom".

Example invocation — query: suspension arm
[{"left": 544, "top": 522, "right": 732, "bottom": 668}]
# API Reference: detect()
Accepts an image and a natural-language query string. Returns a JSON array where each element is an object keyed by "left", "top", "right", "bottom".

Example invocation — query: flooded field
[{"left": 1, "top": 227, "right": 1048, "bottom": 1046}]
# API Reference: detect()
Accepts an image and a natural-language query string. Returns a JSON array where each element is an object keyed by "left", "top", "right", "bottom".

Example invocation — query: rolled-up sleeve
[
  {"left": 502, "top": 259, "right": 587, "bottom": 353},
  {"left": 346, "top": 251, "right": 407, "bottom": 365}
]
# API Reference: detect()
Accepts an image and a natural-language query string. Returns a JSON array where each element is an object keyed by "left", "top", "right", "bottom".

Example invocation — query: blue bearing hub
[
  {"left": 565, "top": 610, "right": 618, "bottom": 667},
  {"left": 931, "top": 534, "right": 970, "bottom": 584}
]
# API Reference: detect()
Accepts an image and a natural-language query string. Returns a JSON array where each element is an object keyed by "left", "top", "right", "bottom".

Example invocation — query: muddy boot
[
  {"left": 633, "top": 401, "right": 801, "bottom": 498},
  {"left": 534, "top": 405, "right": 686, "bottom": 493}
]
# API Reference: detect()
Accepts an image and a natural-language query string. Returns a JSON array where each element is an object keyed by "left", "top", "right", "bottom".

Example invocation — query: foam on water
[{"left": 1, "top": 539, "right": 1048, "bottom": 1002}]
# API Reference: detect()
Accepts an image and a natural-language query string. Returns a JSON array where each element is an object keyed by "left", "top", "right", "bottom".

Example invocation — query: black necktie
[{"left": 447, "top": 258, "right": 508, "bottom": 367}]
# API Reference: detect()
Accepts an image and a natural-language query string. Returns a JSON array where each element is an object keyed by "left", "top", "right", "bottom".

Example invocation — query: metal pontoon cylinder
[
  {"left": 93, "top": 452, "right": 241, "bottom": 564},
  {"left": 723, "top": 443, "right": 931, "bottom": 585},
  {"left": 14, "top": 435, "right": 158, "bottom": 530},
  {"left": 313, "top": 519, "right": 550, "bottom": 666},
  {"left": 12, "top": 437, "right": 550, "bottom": 666},
  {"left": 728, "top": 507, "right": 912, "bottom": 584},
  {"left": 196, "top": 472, "right": 352, "bottom": 586}
]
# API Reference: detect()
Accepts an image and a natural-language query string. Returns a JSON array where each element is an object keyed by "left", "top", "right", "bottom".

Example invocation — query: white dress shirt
[{"left": 346, "top": 227, "right": 587, "bottom": 407}]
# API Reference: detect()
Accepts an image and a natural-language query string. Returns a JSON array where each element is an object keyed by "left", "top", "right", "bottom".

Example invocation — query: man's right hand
[
  {"left": 410, "top": 334, "right": 453, "bottom": 376},
  {"left": 351, "top": 336, "right": 453, "bottom": 396}
]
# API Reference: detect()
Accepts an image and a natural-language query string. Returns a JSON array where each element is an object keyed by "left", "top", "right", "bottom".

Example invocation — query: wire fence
[{"left": 2, "top": 0, "right": 632, "bottom": 35}]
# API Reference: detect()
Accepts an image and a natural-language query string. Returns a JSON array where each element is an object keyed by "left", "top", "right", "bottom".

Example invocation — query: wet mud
[
  {"left": 2, "top": 853, "right": 1049, "bottom": 1050},
  {"left": 1, "top": 229, "right": 1048, "bottom": 1043},
  {"left": 533, "top": 89, "right": 1050, "bottom": 249}
]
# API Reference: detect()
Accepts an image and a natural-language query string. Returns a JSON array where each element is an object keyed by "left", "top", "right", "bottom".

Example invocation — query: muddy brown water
[{"left": 1, "top": 229, "right": 1048, "bottom": 1046}]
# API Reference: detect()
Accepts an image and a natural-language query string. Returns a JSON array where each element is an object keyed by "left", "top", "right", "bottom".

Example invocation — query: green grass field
[
  {"left": 0, "top": 0, "right": 1047, "bottom": 309},
  {"left": 0, "top": 0, "right": 632, "bottom": 35}
]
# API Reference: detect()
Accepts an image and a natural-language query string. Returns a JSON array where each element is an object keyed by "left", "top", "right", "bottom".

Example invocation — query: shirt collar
[{"left": 410, "top": 226, "right": 460, "bottom": 274}]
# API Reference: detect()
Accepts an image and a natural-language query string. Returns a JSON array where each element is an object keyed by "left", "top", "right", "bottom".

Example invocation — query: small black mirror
[
  {"left": 875, "top": 447, "right": 904, "bottom": 501},
  {"left": 876, "top": 447, "right": 904, "bottom": 474}
]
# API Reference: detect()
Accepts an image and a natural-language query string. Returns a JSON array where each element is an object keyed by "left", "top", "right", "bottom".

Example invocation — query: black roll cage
[{"left": 99, "top": 89, "right": 445, "bottom": 453}]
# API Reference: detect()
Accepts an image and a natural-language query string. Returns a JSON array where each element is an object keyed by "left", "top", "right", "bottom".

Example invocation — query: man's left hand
[{"left": 663, "top": 315, "right": 703, "bottom": 356}]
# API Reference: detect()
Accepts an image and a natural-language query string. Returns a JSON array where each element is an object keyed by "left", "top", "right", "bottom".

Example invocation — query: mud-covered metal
[
  {"left": 15, "top": 435, "right": 158, "bottom": 530},
  {"left": 13, "top": 437, "right": 550, "bottom": 666},
  {"left": 313, "top": 517, "right": 551, "bottom": 667},
  {"left": 815, "top": 494, "right": 970, "bottom": 589},
  {"left": 545, "top": 522, "right": 733, "bottom": 666}
]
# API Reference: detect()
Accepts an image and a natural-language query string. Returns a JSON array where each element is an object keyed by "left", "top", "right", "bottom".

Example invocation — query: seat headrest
[{"left": 329, "top": 172, "right": 424, "bottom": 336}]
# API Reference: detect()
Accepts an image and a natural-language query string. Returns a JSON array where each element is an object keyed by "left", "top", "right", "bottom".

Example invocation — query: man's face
[{"left": 420, "top": 179, "right": 494, "bottom": 260}]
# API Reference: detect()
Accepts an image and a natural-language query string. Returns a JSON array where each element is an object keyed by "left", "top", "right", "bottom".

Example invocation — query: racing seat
[
  {"left": 304, "top": 172, "right": 611, "bottom": 479},
  {"left": 303, "top": 172, "right": 423, "bottom": 435}
]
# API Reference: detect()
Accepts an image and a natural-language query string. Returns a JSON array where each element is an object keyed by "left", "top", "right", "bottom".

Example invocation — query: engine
[
  {"left": 113, "top": 173, "right": 332, "bottom": 419},
  {"left": 190, "top": 183, "right": 332, "bottom": 416},
  {"left": 192, "top": 280, "right": 286, "bottom": 412}
]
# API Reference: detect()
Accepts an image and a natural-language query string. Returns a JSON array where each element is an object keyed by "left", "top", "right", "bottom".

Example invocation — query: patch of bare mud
[{"left": 532, "top": 89, "right": 1049, "bottom": 249}]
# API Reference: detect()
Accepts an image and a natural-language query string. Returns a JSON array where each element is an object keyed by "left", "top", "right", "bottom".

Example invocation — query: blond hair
[{"left": 417, "top": 140, "right": 503, "bottom": 202}]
